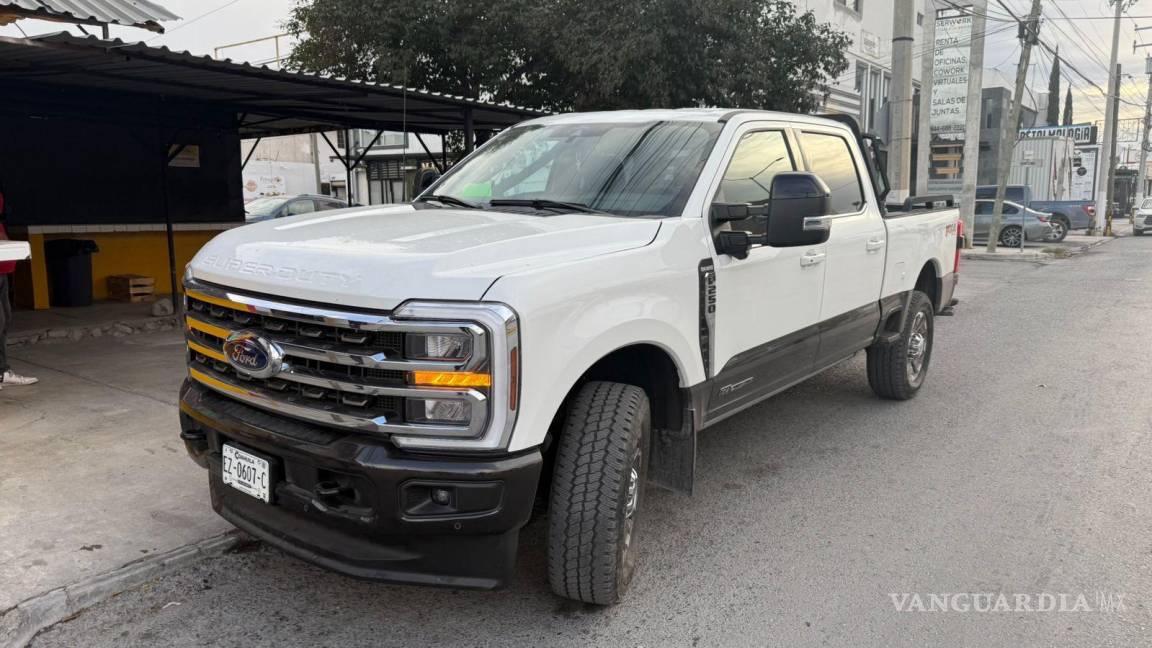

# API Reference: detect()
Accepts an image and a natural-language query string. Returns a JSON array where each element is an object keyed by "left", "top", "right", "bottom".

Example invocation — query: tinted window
[
  {"left": 1003, "top": 204, "right": 1019, "bottom": 215},
  {"left": 976, "top": 186, "right": 1026, "bottom": 203},
  {"left": 800, "top": 132, "right": 864, "bottom": 214},
  {"left": 285, "top": 199, "right": 317, "bottom": 216},
  {"left": 716, "top": 131, "right": 795, "bottom": 234},
  {"left": 975, "top": 202, "right": 991, "bottom": 215}
]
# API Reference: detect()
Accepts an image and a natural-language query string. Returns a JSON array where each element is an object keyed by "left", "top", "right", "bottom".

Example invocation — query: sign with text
[
  {"left": 1018, "top": 123, "right": 1098, "bottom": 145},
  {"left": 928, "top": 6, "right": 976, "bottom": 193},
  {"left": 1070, "top": 146, "right": 1098, "bottom": 201},
  {"left": 930, "top": 7, "right": 973, "bottom": 141}
]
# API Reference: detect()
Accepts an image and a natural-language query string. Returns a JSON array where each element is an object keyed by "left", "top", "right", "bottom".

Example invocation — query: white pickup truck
[{"left": 179, "top": 109, "right": 960, "bottom": 605}]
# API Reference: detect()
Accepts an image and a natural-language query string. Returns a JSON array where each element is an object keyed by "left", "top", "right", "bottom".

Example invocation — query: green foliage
[
  {"left": 286, "top": 0, "right": 850, "bottom": 114},
  {"left": 1047, "top": 47, "right": 1060, "bottom": 125},
  {"left": 1062, "top": 87, "right": 1073, "bottom": 126}
]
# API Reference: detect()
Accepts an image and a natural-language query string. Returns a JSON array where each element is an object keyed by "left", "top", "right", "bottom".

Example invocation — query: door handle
[
  {"left": 800, "top": 251, "right": 826, "bottom": 267},
  {"left": 866, "top": 237, "right": 885, "bottom": 252}
]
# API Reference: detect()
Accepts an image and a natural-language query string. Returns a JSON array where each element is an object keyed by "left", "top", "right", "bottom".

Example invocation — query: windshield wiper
[
  {"left": 414, "top": 194, "right": 481, "bottom": 209},
  {"left": 489, "top": 198, "right": 615, "bottom": 216}
]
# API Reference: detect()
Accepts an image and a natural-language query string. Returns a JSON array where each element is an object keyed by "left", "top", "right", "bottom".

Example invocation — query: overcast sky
[{"left": 1, "top": 0, "right": 1148, "bottom": 128}]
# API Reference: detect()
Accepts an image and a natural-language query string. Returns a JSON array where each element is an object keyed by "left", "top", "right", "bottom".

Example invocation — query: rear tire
[
  {"left": 548, "top": 381, "right": 651, "bottom": 605},
  {"left": 867, "top": 291, "right": 934, "bottom": 400},
  {"left": 1048, "top": 218, "right": 1069, "bottom": 242}
]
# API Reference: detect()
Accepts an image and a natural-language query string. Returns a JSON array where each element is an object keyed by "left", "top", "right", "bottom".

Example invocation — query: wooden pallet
[{"left": 108, "top": 274, "right": 155, "bottom": 303}]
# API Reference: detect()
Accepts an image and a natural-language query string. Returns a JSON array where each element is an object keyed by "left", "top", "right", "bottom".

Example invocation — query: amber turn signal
[{"left": 408, "top": 371, "right": 492, "bottom": 388}]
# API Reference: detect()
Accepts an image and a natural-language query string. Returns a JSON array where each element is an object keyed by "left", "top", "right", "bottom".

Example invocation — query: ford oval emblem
[{"left": 223, "top": 331, "right": 284, "bottom": 379}]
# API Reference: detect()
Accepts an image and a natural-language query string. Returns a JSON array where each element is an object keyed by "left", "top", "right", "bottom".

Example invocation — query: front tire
[
  {"left": 867, "top": 291, "right": 934, "bottom": 400},
  {"left": 548, "top": 381, "right": 651, "bottom": 605},
  {"left": 1135, "top": 228, "right": 1145, "bottom": 237}
]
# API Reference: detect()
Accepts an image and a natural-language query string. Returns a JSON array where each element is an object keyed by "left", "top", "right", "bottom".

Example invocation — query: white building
[
  {"left": 802, "top": 0, "right": 926, "bottom": 134},
  {"left": 239, "top": 130, "right": 446, "bottom": 205}
]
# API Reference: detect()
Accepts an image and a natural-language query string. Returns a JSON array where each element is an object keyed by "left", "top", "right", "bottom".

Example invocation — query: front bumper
[{"left": 179, "top": 380, "right": 542, "bottom": 589}]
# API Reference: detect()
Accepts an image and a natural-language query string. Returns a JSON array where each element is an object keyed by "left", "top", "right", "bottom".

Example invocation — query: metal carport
[{"left": 0, "top": 33, "right": 545, "bottom": 309}]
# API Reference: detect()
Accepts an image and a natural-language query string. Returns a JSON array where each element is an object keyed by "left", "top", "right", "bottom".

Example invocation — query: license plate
[{"left": 222, "top": 444, "right": 271, "bottom": 502}]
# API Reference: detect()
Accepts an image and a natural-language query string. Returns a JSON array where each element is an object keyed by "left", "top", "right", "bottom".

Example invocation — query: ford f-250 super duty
[{"left": 179, "top": 109, "right": 961, "bottom": 605}]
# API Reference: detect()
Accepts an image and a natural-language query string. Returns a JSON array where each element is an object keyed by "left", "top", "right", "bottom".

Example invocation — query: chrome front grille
[{"left": 183, "top": 280, "right": 498, "bottom": 441}]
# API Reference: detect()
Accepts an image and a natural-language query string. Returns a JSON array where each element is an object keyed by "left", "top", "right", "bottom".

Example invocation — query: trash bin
[{"left": 44, "top": 238, "right": 99, "bottom": 307}]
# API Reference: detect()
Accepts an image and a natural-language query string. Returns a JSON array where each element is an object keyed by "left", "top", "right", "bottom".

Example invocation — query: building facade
[{"left": 804, "top": 0, "right": 926, "bottom": 134}]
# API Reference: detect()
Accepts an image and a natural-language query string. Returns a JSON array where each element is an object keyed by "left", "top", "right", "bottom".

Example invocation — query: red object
[
  {"left": 954, "top": 220, "right": 963, "bottom": 274},
  {"left": 1085, "top": 205, "right": 1096, "bottom": 217},
  {"left": 0, "top": 223, "right": 17, "bottom": 274}
]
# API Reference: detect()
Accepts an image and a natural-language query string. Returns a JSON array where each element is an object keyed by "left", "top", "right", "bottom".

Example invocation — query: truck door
[
  {"left": 705, "top": 125, "right": 825, "bottom": 424},
  {"left": 796, "top": 128, "right": 886, "bottom": 366}
]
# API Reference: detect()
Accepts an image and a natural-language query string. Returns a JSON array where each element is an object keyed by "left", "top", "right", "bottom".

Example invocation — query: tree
[
  {"left": 1063, "top": 87, "right": 1074, "bottom": 125},
  {"left": 1047, "top": 46, "right": 1061, "bottom": 125},
  {"left": 285, "top": 0, "right": 850, "bottom": 115}
]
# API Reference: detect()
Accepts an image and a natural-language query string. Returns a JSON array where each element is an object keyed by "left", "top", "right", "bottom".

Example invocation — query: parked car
[
  {"left": 244, "top": 194, "right": 350, "bottom": 222},
  {"left": 975, "top": 185, "right": 1093, "bottom": 242},
  {"left": 180, "top": 110, "right": 961, "bottom": 605},
  {"left": 972, "top": 199, "right": 1054, "bottom": 246},
  {"left": 1134, "top": 198, "right": 1152, "bottom": 236}
]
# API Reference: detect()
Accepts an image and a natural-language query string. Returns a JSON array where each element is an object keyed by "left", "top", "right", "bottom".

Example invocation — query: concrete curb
[
  {"left": 0, "top": 531, "right": 244, "bottom": 648},
  {"left": 961, "top": 234, "right": 1118, "bottom": 262},
  {"left": 8, "top": 314, "right": 180, "bottom": 348}
]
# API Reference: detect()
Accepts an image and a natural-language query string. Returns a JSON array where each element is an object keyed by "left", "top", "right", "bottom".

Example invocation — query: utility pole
[
  {"left": 960, "top": 0, "right": 988, "bottom": 248},
  {"left": 1104, "top": 64, "right": 1122, "bottom": 236},
  {"left": 1137, "top": 56, "right": 1152, "bottom": 202},
  {"left": 889, "top": 0, "right": 917, "bottom": 202},
  {"left": 915, "top": 0, "right": 936, "bottom": 196},
  {"left": 1091, "top": 0, "right": 1129, "bottom": 235},
  {"left": 987, "top": 0, "right": 1043, "bottom": 252}
]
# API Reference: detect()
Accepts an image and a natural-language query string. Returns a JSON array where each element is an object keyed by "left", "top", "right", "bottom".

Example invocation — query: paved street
[{"left": 29, "top": 237, "right": 1152, "bottom": 647}]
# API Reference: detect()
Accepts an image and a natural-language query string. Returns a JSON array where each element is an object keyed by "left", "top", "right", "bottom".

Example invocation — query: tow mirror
[
  {"left": 763, "top": 172, "right": 833, "bottom": 247},
  {"left": 710, "top": 202, "right": 768, "bottom": 223}
]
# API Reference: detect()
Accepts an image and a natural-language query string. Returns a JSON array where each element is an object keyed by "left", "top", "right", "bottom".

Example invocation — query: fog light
[
  {"left": 431, "top": 488, "right": 452, "bottom": 505},
  {"left": 406, "top": 398, "right": 471, "bottom": 425}
]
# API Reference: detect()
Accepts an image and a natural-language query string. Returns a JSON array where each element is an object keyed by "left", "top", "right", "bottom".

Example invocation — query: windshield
[
  {"left": 245, "top": 197, "right": 289, "bottom": 218},
  {"left": 426, "top": 121, "right": 723, "bottom": 217}
]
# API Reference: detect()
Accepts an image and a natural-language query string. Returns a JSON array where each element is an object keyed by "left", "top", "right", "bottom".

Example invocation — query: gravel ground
[{"left": 32, "top": 238, "right": 1152, "bottom": 647}]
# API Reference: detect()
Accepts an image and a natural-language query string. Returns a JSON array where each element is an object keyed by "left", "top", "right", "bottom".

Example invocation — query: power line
[{"left": 145, "top": 0, "right": 246, "bottom": 44}]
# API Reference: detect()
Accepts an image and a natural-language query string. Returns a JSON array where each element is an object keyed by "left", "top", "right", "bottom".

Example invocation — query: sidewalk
[
  {"left": 961, "top": 221, "right": 1130, "bottom": 262},
  {"left": 0, "top": 330, "right": 230, "bottom": 616}
]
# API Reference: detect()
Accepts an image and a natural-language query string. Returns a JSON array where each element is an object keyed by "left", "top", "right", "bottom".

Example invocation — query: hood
[{"left": 189, "top": 205, "right": 661, "bottom": 310}]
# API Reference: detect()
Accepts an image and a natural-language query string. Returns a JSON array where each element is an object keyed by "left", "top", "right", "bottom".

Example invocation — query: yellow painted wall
[{"left": 25, "top": 231, "right": 220, "bottom": 308}]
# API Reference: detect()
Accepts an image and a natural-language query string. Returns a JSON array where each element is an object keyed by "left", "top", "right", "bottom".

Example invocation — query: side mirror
[
  {"left": 710, "top": 202, "right": 767, "bottom": 223},
  {"left": 763, "top": 172, "right": 833, "bottom": 247}
]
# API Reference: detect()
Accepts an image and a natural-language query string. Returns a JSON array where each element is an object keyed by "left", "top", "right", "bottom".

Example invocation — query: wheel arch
[
  {"left": 539, "top": 341, "right": 696, "bottom": 496},
  {"left": 914, "top": 259, "right": 942, "bottom": 312}
]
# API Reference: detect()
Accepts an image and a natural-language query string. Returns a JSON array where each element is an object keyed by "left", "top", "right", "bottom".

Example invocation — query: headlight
[
  {"left": 406, "top": 332, "right": 472, "bottom": 361},
  {"left": 392, "top": 301, "right": 520, "bottom": 452}
]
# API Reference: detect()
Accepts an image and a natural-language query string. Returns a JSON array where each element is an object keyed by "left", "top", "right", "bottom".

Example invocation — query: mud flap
[{"left": 647, "top": 411, "right": 696, "bottom": 495}]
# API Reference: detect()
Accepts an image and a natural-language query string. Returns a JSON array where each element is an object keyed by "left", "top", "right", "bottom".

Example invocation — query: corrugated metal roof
[
  {"left": 0, "top": 33, "right": 548, "bottom": 137},
  {"left": 0, "top": 0, "right": 178, "bottom": 33}
]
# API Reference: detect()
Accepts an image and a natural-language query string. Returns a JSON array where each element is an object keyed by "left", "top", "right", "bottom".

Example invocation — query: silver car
[
  {"left": 1134, "top": 198, "right": 1152, "bottom": 236},
  {"left": 972, "top": 199, "right": 1054, "bottom": 246}
]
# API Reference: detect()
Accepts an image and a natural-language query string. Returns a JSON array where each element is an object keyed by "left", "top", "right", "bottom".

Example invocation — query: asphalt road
[{"left": 32, "top": 240, "right": 1152, "bottom": 647}]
